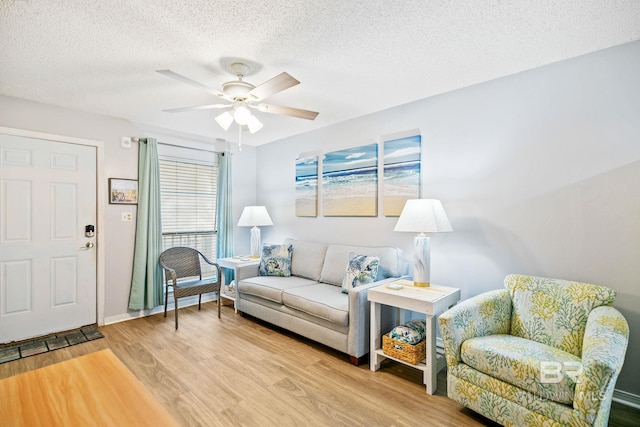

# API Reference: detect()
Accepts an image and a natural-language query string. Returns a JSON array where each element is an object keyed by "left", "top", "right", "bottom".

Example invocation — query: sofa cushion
[
  {"left": 461, "top": 334, "right": 581, "bottom": 405},
  {"left": 341, "top": 253, "right": 379, "bottom": 293},
  {"left": 284, "top": 238, "right": 328, "bottom": 281},
  {"left": 320, "top": 244, "right": 403, "bottom": 286},
  {"left": 504, "top": 274, "right": 616, "bottom": 357},
  {"left": 282, "top": 283, "right": 349, "bottom": 326},
  {"left": 259, "top": 243, "right": 293, "bottom": 277},
  {"left": 238, "top": 276, "right": 317, "bottom": 304}
]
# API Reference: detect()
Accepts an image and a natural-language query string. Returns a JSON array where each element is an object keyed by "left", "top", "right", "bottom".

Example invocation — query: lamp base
[
  {"left": 413, "top": 281, "right": 430, "bottom": 288},
  {"left": 412, "top": 235, "right": 431, "bottom": 287},
  {"left": 250, "top": 226, "right": 261, "bottom": 258}
]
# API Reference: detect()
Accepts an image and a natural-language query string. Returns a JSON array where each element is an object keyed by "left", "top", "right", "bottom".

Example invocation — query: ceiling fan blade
[
  {"left": 156, "top": 69, "right": 224, "bottom": 98},
  {"left": 247, "top": 72, "right": 300, "bottom": 101},
  {"left": 162, "top": 104, "right": 230, "bottom": 113},
  {"left": 257, "top": 103, "right": 319, "bottom": 120}
]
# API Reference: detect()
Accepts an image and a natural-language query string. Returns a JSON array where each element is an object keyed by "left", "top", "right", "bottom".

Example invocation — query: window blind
[
  {"left": 159, "top": 159, "right": 218, "bottom": 234},
  {"left": 159, "top": 158, "right": 218, "bottom": 269}
]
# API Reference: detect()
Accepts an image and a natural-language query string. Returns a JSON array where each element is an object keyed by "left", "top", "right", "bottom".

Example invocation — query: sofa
[
  {"left": 438, "top": 274, "right": 629, "bottom": 427},
  {"left": 235, "top": 238, "right": 406, "bottom": 365}
]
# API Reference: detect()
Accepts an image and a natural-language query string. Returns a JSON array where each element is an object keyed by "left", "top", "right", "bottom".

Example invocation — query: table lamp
[
  {"left": 393, "top": 199, "right": 452, "bottom": 287},
  {"left": 237, "top": 206, "right": 273, "bottom": 258}
]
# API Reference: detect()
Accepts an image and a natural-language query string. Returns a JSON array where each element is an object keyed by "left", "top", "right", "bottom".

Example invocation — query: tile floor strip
[{"left": 0, "top": 326, "right": 104, "bottom": 365}]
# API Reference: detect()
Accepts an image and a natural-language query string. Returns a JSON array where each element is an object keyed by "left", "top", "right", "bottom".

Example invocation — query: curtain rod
[
  {"left": 158, "top": 141, "right": 220, "bottom": 154},
  {"left": 133, "top": 137, "right": 222, "bottom": 154}
]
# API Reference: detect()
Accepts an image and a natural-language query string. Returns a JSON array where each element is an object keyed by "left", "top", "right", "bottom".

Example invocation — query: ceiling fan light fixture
[
  {"left": 233, "top": 105, "right": 251, "bottom": 125},
  {"left": 246, "top": 114, "right": 263, "bottom": 134},
  {"left": 215, "top": 111, "right": 234, "bottom": 131},
  {"left": 159, "top": 63, "right": 319, "bottom": 140}
]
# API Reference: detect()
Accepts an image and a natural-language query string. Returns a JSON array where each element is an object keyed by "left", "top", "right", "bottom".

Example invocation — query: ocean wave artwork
[
  {"left": 322, "top": 143, "right": 378, "bottom": 216},
  {"left": 295, "top": 155, "right": 318, "bottom": 217},
  {"left": 383, "top": 134, "right": 421, "bottom": 216}
]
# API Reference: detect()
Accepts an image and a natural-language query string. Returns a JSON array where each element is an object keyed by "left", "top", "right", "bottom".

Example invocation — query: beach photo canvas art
[
  {"left": 383, "top": 134, "right": 421, "bottom": 216},
  {"left": 295, "top": 155, "right": 318, "bottom": 217},
  {"left": 322, "top": 143, "right": 378, "bottom": 216}
]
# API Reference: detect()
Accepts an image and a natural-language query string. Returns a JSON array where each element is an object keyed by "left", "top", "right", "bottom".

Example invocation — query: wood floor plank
[{"left": 1, "top": 301, "right": 638, "bottom": 427}]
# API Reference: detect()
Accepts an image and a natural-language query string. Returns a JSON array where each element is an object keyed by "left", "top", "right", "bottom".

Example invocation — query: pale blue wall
[{"left": 255, "top": 41, "right": 640, "bottom": 395}]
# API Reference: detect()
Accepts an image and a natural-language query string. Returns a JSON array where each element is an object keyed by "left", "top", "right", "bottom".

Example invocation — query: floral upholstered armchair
[{"left": 438, "top": 274, "right": 629, "bottom": 427}]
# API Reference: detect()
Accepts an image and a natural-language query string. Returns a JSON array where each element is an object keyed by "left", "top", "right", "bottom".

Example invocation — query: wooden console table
[{"left": 0, "top": 349, "right": 179, "bottom": 427}]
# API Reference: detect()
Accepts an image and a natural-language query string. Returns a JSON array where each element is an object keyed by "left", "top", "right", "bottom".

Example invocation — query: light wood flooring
[{"left": 1, "top": 302, "right": 638, "bottom": 426}]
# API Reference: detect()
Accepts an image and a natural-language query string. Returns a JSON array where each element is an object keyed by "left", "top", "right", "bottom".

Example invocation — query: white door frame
[{"left": 0, "top": 126, "right": 106, "bottom": 326}]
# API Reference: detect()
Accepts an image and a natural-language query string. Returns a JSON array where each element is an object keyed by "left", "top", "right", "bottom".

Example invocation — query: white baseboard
[
  {"left": 103, "top": 293, "right": 219, "bottom": 325},
  {"left": 613, "top": 389, "right": 640, "bottom": 409}
]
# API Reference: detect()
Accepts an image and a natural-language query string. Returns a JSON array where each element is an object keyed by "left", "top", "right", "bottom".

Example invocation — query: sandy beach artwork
[
  {"left": 295, "top": 155, "right": 318, "bottom": 217},
  {"left": 322, "top": 143, "right": 378, "bottom": 216},
  {"left": 383, "top": 134, "right": 421, "bottom": 216}
]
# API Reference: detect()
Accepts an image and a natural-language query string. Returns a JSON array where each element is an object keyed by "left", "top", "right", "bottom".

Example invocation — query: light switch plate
[{"left": 121, "top": 212, "right": 133, "bottom": 222}]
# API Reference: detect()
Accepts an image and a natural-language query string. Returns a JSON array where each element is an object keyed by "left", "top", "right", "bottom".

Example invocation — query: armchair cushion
[
  {"left": 461, "top": 334, "right": 580, "bottom": 404},
  {"left": 505, "top": 274, "right": 615, "bottom": 357}
]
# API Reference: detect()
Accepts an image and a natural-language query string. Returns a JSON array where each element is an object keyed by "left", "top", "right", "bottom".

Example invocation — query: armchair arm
[
  {"left": 198, "top": 254, "right": 222, "bottom": 282},
  {"left": 438, "top": 289, "right": 511, "bottom": 367},
  {"left": 158, "top": 260, "right": 177, "bottom": 286},
  {"left": 573, "top": 306, "right": 629, "bottom": 425}
]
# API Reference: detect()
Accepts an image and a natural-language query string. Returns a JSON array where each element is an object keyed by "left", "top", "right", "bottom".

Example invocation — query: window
[{"left": 159, "top": 154, "right": 218, "bottom": 276}]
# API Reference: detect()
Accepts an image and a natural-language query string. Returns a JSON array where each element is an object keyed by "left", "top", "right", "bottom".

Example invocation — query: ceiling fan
[{"left": 157, "top": 61, "right": 319, "bottom": 135}]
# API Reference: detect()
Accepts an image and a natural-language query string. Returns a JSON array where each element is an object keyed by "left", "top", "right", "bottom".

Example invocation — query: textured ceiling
[{"left": 2, "top": 1, "right": 640, "bottom": 146}]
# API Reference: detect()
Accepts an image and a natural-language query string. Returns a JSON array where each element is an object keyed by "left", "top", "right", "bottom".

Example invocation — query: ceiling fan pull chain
[{"left": 238, "top": 124, "right": 243, "bottom": 152}]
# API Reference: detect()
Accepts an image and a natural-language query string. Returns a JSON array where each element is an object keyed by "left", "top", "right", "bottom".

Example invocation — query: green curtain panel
[
  {"left": 216, "top": 151, "right": 234, "bottom": 284},
  {"left": 128, "top": 138, "right": 163, "bottom": 310}
]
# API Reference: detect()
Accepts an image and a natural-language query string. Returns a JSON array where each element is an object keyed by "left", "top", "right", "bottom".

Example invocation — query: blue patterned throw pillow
[
  {"left": 341, "top": 253, "right": 380, "bottom": 293},
  {"left": 259, "top": 244, "right": 293, "bottom": 277}
]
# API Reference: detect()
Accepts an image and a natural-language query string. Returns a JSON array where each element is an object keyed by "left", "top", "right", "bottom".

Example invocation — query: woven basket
[{"left": 382, "top": 333, "right": 426, "bottom": 365}]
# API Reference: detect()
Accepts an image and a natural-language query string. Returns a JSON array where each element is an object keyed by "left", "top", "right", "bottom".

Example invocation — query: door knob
[{"left": 85, "top": 241, "right": 95, "bottom": 249}]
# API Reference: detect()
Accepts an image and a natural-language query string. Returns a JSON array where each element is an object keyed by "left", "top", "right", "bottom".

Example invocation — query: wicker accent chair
[
  {"left": 159, "top": 247, "right": 222, "bottom": 329},
  {"left": 438, "top": 274, "right": 629, "bottom": 427}
]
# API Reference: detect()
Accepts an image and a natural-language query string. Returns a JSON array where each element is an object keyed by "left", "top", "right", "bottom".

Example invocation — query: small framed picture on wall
[{"left": 109, "top": 178, "right": 138, "bottom": 204}]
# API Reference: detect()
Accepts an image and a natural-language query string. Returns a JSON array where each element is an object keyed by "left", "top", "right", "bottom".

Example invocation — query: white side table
[
  {"left": 216, "top": 257, "right": 260, "bottom": 313},
  {"left": 368, "top": 279, "right": 460, "bottom": 394}
]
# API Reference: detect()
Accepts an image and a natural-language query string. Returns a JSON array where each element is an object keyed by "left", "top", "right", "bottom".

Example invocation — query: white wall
[
  {"left": 0, "top": 96, "right": 257, "bottom": 322},
  {"left": 255, "top": 41, "right": 640, "bottom": 395}
]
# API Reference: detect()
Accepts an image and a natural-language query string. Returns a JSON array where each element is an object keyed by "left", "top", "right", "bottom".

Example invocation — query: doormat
[{"left": 0, "top": 325, "right": 104, "bottom": 365}]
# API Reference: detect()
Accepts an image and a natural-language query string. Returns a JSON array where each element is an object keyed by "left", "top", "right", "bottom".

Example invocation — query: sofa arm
[
  {"left": 346, "top": 277, "right": 399, "bottom": 357},
  {"left": 236, "top": 263, "right": 260, "bottom": 281},
  {"left": 438, "top": 289, "right": 511, "bottom": 367},
  {"left": 573, "top": 306, "right": 629, "bottom": 425}
]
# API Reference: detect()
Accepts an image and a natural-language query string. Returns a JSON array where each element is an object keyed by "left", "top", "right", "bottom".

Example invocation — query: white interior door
[{"left": 0, "top": 133, "right": 97, "bottom": 343}]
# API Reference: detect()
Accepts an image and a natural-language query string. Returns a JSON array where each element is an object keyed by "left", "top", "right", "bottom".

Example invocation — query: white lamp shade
[
  {"left": 246, "top": 114, "right": 263, "bottom": 134},
  {"left": 215, "top": 111, "right": 234, "bottom": 131},
  {"left": 394, "top": 199, "right": 452, "bottom": 233},
  {"left": 237, "top": 206, "right": 273, "bottom": 227}
]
